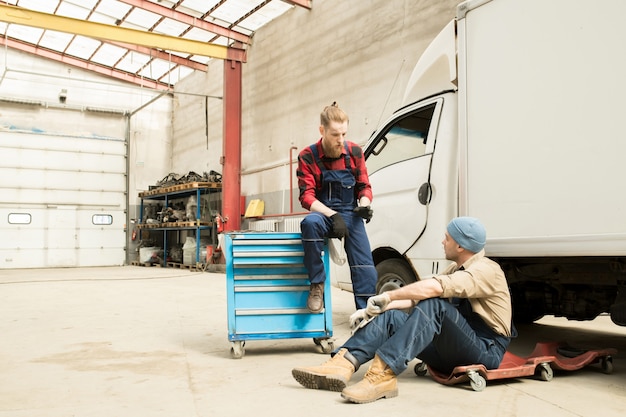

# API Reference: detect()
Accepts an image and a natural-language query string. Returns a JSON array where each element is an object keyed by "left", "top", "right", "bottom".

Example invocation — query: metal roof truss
[{"left": 0, "top": 0, "right": 310, "bottom": 89}]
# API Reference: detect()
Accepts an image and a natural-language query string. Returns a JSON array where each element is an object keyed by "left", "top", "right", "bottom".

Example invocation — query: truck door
[{"left": 364, "top": 99, "right": 441, "bottom": 255}]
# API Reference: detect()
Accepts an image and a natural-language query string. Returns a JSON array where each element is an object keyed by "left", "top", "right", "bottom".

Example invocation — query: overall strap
[
  {"left": 343, "top": 142, "right": 352, "bottom": 171},
  {"left": 309, "top": 144, "right": 326, "bottom": 173},
  {"left": 309, "top": 142, "right": 352, "bottom": 172}
]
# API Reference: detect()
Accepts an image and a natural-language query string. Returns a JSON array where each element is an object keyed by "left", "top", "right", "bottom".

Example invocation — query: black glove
[
  {"left": 329, "top": 213, "right": 349, "bottom": 239},
  {"left": 353, "top": 205, "right": 373, "bottom": 223}
]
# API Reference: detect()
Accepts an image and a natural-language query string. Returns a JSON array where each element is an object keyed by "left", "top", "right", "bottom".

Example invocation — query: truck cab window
[{"left": 365, "top": 103, "right": 436, "bottom": 175}]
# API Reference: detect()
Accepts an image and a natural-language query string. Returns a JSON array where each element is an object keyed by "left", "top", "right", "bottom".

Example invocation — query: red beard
[{"left": 323, "top": 143, "right": 343, "bottom": 159}]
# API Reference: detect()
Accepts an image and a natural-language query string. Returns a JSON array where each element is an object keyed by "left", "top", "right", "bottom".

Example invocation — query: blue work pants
[
  {"left": 301, "top": 210, "right": 377, "bottom": 309},
  {"left": 339, "top": 298, "right": 510, "bottom": 375}
]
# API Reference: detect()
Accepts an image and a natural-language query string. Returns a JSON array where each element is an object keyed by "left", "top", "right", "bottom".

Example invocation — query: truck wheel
[{"left": 376, "top": 258, "right": 417, "bottom": 294}]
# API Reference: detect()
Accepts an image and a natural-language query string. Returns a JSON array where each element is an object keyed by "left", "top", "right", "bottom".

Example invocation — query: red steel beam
[
  {"left": 109, "top": 41, "right": 208, "bottom": 72},
  {"left": 221, "top": 58, "right": 243, "bottom": 231},
  {"left": 284, "top": 0, "right": 312, "bottom": 9},
  {"left": 117, "top": 0, "right": 252, "bottom": 45},
  {"left": 0, "top": 37, "right": 168, "bottom": 90}
]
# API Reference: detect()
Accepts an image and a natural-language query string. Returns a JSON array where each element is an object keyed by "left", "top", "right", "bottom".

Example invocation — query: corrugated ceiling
[{"left": 0, "top": 0, "right": 310, "bottom": 89}]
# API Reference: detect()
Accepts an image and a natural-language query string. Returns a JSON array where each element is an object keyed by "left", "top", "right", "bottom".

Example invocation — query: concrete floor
[{"left": 1, "top": 266, "right": 625, "bottom": 417}]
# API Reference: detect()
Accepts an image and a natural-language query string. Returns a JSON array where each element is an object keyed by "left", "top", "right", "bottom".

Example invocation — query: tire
[{"left": 375, "top": 258, "right": 417, "bottom": 294}]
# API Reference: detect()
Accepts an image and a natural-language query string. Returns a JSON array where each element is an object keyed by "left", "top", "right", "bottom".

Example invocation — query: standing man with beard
[{"left": 297, "top": 102, "right": 377, "bottom": 312}]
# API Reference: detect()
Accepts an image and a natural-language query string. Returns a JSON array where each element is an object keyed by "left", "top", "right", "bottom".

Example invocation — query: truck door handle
[{"left": 418, "top": 182, "right": 432, "bottom": 205}]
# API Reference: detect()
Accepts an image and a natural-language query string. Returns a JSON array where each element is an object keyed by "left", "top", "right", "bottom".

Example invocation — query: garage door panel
[
  {"left": 2, "top": 247, "right": 46, "bottom": 268},
  {"left": 47, "top": 248, "right": 77, "bottom": 268},
  {"left": 0, "top": 228, "right": 45, "bottom": 250},
  {"left": 10, "top": 169, "right": 125, "bottom": 192},
  {"left": 79, "top": 228, "right": 124, "bottom": 249},
  {"left": 3, "top": 188, "right": 126, "bottom": 207},
  {"left": 3, "top": 146, "right": 126, "bottom": 172},
  {"left": 7, "top": 132, "right": 124, "bottom": 152},
  {"left": 1, "top": 168, "right": 126, "bottom": 193},
  {"left": 77, "top": 248, "right": 125, "bottom": 267},
  {"left": 78, "top": 212, "right": 125, "bottom": 247},
  {"left": 0, "top": 129, "right": 127, "bottom": 269}
]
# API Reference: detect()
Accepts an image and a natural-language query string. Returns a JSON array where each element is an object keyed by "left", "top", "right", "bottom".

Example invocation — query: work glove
[
  {"left": 353, "top": 205, "right": 373, "bottom": 223},
  {"left": 329, "top": 213, "right": 349, "bottom": 239},
  {"left": 366, "top": 292, "right": 391, "bottom": 316},
  {"left": 349, "top": 308, "right": 377, "bottom": 335},
  {"left": 349, "top": 308, "right": 371, "bottom": 330}
]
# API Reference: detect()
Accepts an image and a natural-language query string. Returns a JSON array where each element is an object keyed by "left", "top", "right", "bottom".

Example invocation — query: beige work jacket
[{"left": 433, "top": 250, "right": 513, "bottom": 337}]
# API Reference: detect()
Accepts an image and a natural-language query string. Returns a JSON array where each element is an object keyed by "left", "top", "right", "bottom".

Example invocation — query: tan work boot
[
  {"left": 341, "top": 354, "right": 398, "bottom": 404},
  {"left": 292, "top": 348, "right": 359, "bottom": 391},
  {"left": 307, "top": 282, "right": 324, "bottom": 313}
]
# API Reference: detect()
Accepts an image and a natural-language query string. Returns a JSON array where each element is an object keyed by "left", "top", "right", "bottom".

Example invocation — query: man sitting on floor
[{"left": 292, "top": 217, "right": 515, "bottom": 403}]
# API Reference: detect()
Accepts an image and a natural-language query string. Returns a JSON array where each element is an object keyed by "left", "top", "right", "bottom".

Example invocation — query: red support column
[{"left": 221, "top": 58, "right": 242, "bottom": 231}]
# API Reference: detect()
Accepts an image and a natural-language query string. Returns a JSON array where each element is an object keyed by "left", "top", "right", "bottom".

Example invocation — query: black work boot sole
[{"left": 292, "top": 369, "right": 347, "bottom": 392}]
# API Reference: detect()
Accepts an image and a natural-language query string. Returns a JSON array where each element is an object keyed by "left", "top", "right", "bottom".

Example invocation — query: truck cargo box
[{"left": 458, "top": 0, "right": 626, "bottom": 257}]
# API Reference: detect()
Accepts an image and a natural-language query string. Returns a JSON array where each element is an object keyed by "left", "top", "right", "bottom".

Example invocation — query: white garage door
[{"left": 0, "top": 130, "right": 127, "bottom": 269}]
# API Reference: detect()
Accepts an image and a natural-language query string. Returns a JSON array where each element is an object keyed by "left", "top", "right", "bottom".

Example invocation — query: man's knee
[
  {"left": 410, "top": 298, "right": 454, "bottom": 323},
  {"left": 301, "top": 213, "right": 327, "bottom": 236},
  {"left": 415, "top": 297, "right": 448, "bottom": 312}
]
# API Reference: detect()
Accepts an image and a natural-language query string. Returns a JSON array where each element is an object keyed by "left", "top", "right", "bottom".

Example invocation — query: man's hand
[
  {"left": 366, "top": 292, "right": 391, "bottom": 316},
  {"left": 349, "top": 308, "right": 379, "bottom": 335},
  {"left": 329, "top": 213, "right": 349, "bottom": 239},
  {"left": 353, "top": 205, "right": 373, "bottom": 223},
  {"left": 349, "top": 308, "right": 372, "bottom": 330}
]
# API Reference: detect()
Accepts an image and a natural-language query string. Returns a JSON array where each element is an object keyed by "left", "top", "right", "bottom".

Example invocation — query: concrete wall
[
  {"left": 171, "top": 67, "right": 224, "bottom": 177},
  {"left": 172, "top": 0, "right": 462, "bottom": 217}
]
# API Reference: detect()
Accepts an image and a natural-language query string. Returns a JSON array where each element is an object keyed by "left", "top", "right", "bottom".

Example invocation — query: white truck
[{"left": 345, "top": 0, "right": 626, "bottom": 326}]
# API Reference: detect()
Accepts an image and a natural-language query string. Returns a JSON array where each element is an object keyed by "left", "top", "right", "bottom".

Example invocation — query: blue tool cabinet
[{"left": 225, "top": 232, "right": 334, "bottom": 358}]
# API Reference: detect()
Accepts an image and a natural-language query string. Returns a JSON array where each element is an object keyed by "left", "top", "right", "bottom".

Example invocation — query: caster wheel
[
  {"left": 414, "top": 362, "right": 428, "bottom": 377},
  {"left": 538, "top": 363, "right": 553, "bottom": 381},
  {"left": 317, "top": 338, "right": 334, "bottom": 354},
  {"left": 468, "top": 372, "right": 486, "bottom": 392},
  {"left": 601, "top": 356, "right": 614, "bottom": 374},
  {"left": 230, "top": 341, "right": 245, "bottom": 359}
]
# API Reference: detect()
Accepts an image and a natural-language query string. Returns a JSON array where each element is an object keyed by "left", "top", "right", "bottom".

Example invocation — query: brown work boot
[
  {"left": 341, "top": 354, "right": 398, "bottom": 404},
  {"left": 307, "top": 282, "right": 324, "bottom": 313},
  {"left": 292, "top": 348, "right": 359, "bottom": 391}
]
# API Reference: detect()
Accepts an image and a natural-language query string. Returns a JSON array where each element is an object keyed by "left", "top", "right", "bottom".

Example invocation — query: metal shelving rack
[{"left": 137, "top": 182, "right": 221, "bottom": 267}]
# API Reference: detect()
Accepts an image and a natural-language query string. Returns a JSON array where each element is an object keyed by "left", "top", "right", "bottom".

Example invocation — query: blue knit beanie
[{"left": 446, "top": 217, "right": 486, "bottom": 253}]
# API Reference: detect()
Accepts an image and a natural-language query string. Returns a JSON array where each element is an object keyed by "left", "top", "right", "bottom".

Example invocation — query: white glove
[
  {"left": 366, "top": 292, "right": 391, "bottom": 316},
  {"left": 349, "top": 308, "right": 371, "bottom": 330},
  {"left": 349, "top": 308, "right": 378, "bottom": 335}
]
